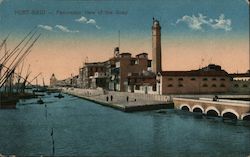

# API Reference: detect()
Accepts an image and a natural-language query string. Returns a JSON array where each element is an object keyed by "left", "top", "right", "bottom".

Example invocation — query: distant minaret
[
  {"left": 50, "top": 73, "right": 57, "bottom": 87},
  {"left": 152, "top": 18, "right": 162, "bottom": 74}
]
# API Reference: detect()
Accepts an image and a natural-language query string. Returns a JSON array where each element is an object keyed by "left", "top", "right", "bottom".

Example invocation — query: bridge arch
[
  {"left": 221, "top": 109, "right": 240, "bottom": 119},
  {"left": 179, "top": 104, "right": 191, "bottom": 111},
  {"left": 241, "top": 113, "right": 250, "bottom": 121},
  {"left": 205, "top": 106, "right": 220, "bottom": 117},
  {"left": 191, "top": 105, "right": 204, "bottom": 113}
]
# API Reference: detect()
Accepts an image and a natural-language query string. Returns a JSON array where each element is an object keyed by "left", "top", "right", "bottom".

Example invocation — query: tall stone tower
[{"left": 152, "top": 18, "right": 162, "bottom": 74}]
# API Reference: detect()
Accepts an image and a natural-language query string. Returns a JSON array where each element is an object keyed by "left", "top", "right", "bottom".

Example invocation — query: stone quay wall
[{"left": 62, "top": 87, "right": 171, "bottom": 102}]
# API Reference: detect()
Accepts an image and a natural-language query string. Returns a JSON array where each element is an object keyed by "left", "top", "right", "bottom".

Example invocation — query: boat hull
[
  {"left": 0, "top": 98, "right": 18, "bottom": 109},
  {"left": 0, "top": 93, "right": 19, "bottom": 109}
]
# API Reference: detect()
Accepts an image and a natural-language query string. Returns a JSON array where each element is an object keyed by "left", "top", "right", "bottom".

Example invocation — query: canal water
[{"left": 0, "top": 93, "right": 250, "bottom": 156}]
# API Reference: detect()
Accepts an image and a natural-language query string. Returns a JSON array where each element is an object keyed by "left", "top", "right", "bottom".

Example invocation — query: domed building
[{"left": 50, "top": 73, "right": 57, "bottom": 87}]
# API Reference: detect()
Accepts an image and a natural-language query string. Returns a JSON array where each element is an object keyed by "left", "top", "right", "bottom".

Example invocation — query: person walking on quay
[
  {"left": 110, "top": 95, "right": 113, "bottom": 101},
  {"left": 106, "top": 96, "right": 109, "bottom": 102},
  {"left": 126, "top": 96, "right": 129, "bottom": 102}
]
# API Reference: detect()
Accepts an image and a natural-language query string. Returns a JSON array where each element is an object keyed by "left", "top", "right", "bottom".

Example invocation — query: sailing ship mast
[
  {"left": 0, "top": 32, "right": 41, "bottom": 88},
  {"left": 0, "top": 27, "right": 41, "bottom": 108}
]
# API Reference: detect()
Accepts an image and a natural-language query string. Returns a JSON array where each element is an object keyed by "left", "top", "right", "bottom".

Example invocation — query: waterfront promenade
[
  {"left": 62, "top": 88, "right": 174, "bottom": 112},
  {"left": 61, "top": 87, "right": 250, "bottom": 120}
]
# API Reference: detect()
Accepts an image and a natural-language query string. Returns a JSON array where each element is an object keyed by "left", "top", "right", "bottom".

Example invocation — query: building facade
[
  {"left": 109, "top": 52, "right": 152, "bottom": 92},
  {"left": 229, "top": 72, "right": 250, "bottom": 94},
  {"left": 56, "top": 18, "right": 248, "bottom": 95},
  {"left": 49, "top": 73, "right": 76, "bottom": 87},
  {"left": 157, "top": 64, "right": 231, "bottom": 94},
  {"left": 127, "top": 72, "right": 156, "bottom": 94},
  {"left": 78, "top": 62, "right": 106, "bottom": 89},
  {"left": 77, "top": 50, "right": 151, "bottom": 92}
]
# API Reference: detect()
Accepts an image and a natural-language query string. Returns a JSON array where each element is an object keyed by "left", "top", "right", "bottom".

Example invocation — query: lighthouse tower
[{"left": 152, "top": 18, "right": 162, "bottom": 74}]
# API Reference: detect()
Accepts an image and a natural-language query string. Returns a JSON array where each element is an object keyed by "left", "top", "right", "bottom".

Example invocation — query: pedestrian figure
[
  {"left": 110, "top": 95, "right": 113, "bottom": 101},
  {"left": 126, "top": 96, "right": 129, "bottom": 102},
  {"left": 134, "top": 99, "right": 136, "bottom": 102},
  {"left": 106, "top": 96, "right": 109, "bottom": 102},
  {"left": 213, "top": 95, "right": 218, "bottom": 101}
]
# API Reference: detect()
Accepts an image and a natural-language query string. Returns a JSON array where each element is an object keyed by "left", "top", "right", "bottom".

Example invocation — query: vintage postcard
[{"left": 0, "top": 0, "right": 249, "bottom": 156}]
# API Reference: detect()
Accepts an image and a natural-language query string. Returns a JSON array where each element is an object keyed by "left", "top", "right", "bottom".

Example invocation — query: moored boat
[
  {"left": 37, "top": 98, "right": 44, "bottom": 104},
  {"left": 0, "top": 95, "right": 18, "bottom": 109},
  {"left": 54, "top": 93, "right": 64, "bottom": 99}
]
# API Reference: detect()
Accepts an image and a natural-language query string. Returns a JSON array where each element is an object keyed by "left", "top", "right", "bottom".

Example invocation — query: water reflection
[{"left": 151, "top": 115, "right": 164, "bottom": 157}]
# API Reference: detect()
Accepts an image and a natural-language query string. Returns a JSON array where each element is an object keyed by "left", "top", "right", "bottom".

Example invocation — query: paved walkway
[{"left": 63, "top": 89, "right": 173, "bottom": 112}]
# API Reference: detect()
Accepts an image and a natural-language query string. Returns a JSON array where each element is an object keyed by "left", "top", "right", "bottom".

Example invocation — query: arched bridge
[{"left": 173, "top": 98, "right": 250, "bottom": 120}]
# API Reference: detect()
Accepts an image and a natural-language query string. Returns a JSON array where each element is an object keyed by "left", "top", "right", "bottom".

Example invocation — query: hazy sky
[{"left": 0, "top": 0, "right": 249, "bottom": 84}]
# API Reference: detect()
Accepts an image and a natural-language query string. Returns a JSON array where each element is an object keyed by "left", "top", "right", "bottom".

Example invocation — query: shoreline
[{"left": 63, "top": 88, "right": 174, "bottom": 112}]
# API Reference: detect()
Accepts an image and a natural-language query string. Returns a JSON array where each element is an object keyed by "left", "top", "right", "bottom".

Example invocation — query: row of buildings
[{"left": 50, "top": 18, "right": 250, "bottom": 95}]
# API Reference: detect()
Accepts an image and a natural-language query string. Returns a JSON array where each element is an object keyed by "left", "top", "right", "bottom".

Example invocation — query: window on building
[
  {"left": 178, "top": 78, "right": 184, "bottom": 81},
  {"left": 203, "top": 78, "right": 208, "bottom": 81},
  {"left": 153, "top": 85, "right": 156, "bottom": 91},
  {"left": 191, "top": 78, "right": 196, "bottom": 81},
  {"left": 178, "top": 84, "right": 183, "bottom": 87},
  {"left": 147, "top": 61, "right": 151, "bottom": 67},
  {"left": 135, "top": 60, "right": 139, "bottom": 64},
  {"left": 212, "top": 84, "right": 217, "bottom": 87},
  {"left": 202, "top": 84, "right": 208, "bottom": 87},
  {"left": 168, "top": 84, "right": 173, "bottom": 87},
  {"left": 212, "top": 78, "right": 217, "bottom": 81},
  {"left": 130, "top": 60, "right": 135, "bottom": 65},
  {"left": 135, "top": 85, "right": 140, "bottom": 90},
  {"left": 221, "top": 78, "right": 226, "bottom": 81},
  {"left": 220, "top": 84, "right": 225, "bottom": 87},
  {"left": 168, "top": 78, "right": 173, "bottom": 81},
  {"left": 116, "top": 62, "right": 120, "bottom": 68},
  {"left": 243, "top": 84, "right": 248, "bottom": 88},
  {"left": 234, "top": 84, "right": 239, "bottom": 88}
]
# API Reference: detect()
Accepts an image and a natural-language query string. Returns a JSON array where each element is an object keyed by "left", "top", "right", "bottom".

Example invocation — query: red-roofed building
[
  {"left": 156, "top": 64, "right": 232, "bottom": 94},
  {"left": 109, "top": 51, "right": 152, "bottom": 91}
]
